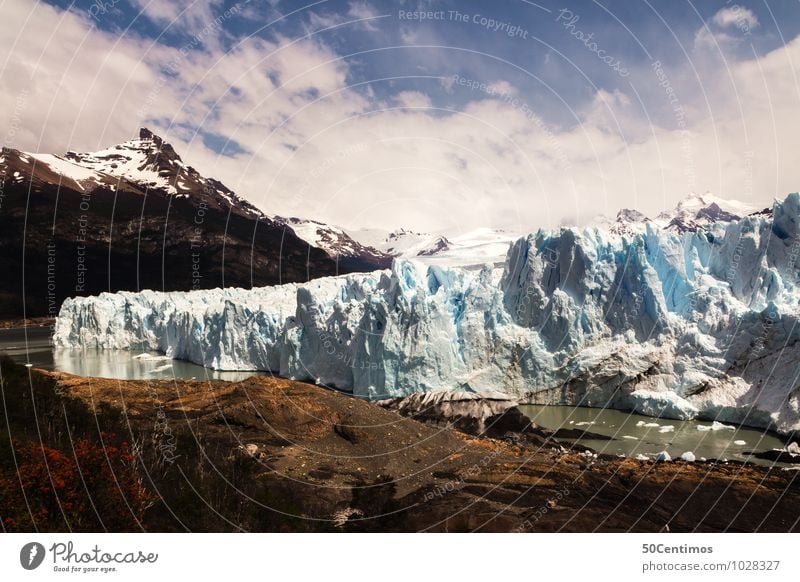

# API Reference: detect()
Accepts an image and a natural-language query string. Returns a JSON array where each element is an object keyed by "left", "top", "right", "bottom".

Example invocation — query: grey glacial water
[
  {"left": 38, "top": 349, "right": 262, "bottom": 382},
  {"left": 1, "top": 327, "right": 791, "bottom": 465},
  {"left": 0, "top": 327, "right": 260, "bottom": 382},
  {"left": 519, "top": 404, "right": 788, "bottom": 466}
]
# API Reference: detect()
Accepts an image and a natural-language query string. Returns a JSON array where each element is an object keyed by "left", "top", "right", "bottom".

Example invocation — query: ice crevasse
[{"left": 55, "top": 194, "right": 800, "bottom": 433}]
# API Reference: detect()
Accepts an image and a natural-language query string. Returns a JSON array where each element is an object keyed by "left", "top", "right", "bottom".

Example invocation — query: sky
[{"left": 2, "top": 0, "right": 800, "bottom": 234}]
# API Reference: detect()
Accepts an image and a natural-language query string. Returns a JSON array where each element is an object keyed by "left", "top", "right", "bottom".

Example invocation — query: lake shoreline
[
  {"left": 2, "top": 360, "right": 798, "bottom": 532},
  {"left": 2, "top": 324, "right": 797, "bottom": 462}
]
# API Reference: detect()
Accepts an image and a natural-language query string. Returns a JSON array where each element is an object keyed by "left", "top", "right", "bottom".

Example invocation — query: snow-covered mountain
[
  {"left": 598, "top": 208, "right": 652, "bottom": 236},
  {"left": 55, "top": 192, "right": 800, "bottom": 434},
  {"left": 273, "top": 216, "right": 390, "bottom": 264},
  {"left": 64, "top": 128, "right": 218, "bottom": 197},
  {"left": 438, "top": 228, "right": 520, "bottom": 264},
  {"left": 23, "top": 129, "right": 392, "bottom": 262},
  {"left": 346, "top": 228, "right": 445, "bottom": 257},
  {"left": 655, "top": 193, "right": 758, "bottom": 233},
  {"left": 27, "top": 128, "right": 263, "bottom": 218},
  {"left": 593, "top": 193, "right": 759, "bottom": 236},
  {"left": 0, "top": 129, "right": 387, "bottom": 318},
  {"left": 345, "top": 226, "right": 518, "bottom": 266}
]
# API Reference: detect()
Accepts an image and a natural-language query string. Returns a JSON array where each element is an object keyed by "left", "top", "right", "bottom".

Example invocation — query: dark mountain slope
[{"left": 0, "top": 130, "right": 389, "bottom": 319}]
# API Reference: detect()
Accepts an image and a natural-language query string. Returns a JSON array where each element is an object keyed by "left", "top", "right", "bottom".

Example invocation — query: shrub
[{"left": 0, "top": 435, "right": 154, "bottom": 532}]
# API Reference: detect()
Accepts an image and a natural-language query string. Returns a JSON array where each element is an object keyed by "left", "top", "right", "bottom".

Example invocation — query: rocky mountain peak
[
  {"left": 616, "top": 208, "right": 649, "bottom": 223},
  {"left": 133, "top": 127, "right": 182, "bottom": 165}
]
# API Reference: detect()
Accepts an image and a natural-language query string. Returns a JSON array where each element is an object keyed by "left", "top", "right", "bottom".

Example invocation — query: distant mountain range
[
  {"left": 596, "top": 193, "right": 766, "bottom": 235},
  {"left": 0, "top": 127, "right": 774, "bottom": 320},
  {"left": 345, "top": 226, "right": 521, "bottom": 266},
  {"left": 0, "top": 129, "right": 389, "bottom": 319}
]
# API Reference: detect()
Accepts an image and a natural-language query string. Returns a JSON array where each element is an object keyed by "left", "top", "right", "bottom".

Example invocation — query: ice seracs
[{"left": 55, "top": 193, "right": 800, "bottom": 435}]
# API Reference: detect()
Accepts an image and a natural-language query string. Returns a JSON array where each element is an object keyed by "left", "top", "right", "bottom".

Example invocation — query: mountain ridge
[{"left": 0, "top": 129, "right": 389, "bottom": 319}]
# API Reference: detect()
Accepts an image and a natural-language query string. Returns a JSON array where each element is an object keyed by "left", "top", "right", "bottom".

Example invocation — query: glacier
[{"left": 54, "top": 194, "right": 800, "bottom": 434}]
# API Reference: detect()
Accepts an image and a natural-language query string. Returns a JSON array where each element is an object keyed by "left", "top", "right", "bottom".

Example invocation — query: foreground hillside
[{"left": 1, "top": 360, "right": 797, "bottom": 532}]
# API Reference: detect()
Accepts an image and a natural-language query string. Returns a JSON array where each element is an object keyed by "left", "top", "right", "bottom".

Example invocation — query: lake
[
  {"left": 0, "top": 327, "right": 261, "bottom": 382},
  {"left": 519, "top": 404, "right": 789, "bottom": 466},
  {"left": 1, "top": 327, "right": 792, "bottom": 465}
]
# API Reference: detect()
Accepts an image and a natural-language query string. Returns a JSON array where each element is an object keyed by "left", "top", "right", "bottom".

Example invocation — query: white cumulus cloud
[
  {"left": 712, "top": 6, "right": 759, "bottom": 30},
  {"left": 1, "top": 0, "right": 798, "bottom": 236}
]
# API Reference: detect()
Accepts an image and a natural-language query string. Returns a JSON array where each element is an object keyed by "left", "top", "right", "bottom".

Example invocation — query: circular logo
[{"left": 19, "top": 542, "right": 45, "bottom": 570}]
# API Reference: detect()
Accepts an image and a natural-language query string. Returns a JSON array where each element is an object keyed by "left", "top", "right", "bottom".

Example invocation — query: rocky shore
[{"left": 3, "top": 361, "right": 797, "bottom": 532}]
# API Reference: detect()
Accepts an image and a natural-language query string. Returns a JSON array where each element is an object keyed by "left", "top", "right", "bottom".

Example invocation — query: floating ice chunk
[
  {"left": 733, "top": 440, "right": 747, "bottom": 446},
  {"left": 636, "top": 420, "right": 660, "bottom": 428},
  {"left": 697, "top": 421, "right": 735, "bottom": 432},
  {"left": 680, "top": 451, "right": 696, "bottom": 462},
  {"left": 622, "top": 435, "right": 639, "bottom": 440},
  {"left": 635, "top": 454, "right": 649, "bottom": 461},
  {"left": 655, "top": 451, "right": 671, "bottom": 462},
  {"left": 133, "top": 353, "right": 172, "bottom": 362},
  {"left": 575, "top": 421, "right": 596, "bottom": 426},
  {"left": 658, "top": 426, "right": 675, "bottom": 433}
]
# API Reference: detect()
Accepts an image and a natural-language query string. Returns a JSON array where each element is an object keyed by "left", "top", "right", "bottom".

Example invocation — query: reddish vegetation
[
  {"left": 0, "top": 435, "right": 153, "bottom": 532},
  {"left": 1, "top": 359, "right": 798, "bottom": 532}
]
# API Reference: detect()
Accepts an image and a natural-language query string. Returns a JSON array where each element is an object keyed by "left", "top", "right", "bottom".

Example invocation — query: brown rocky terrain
[
  {"left": 0, "top": 316, "right": 54, "bottom": 329},
  {"left": 17, "top": 366, "right": 799, "bottom": 533}
]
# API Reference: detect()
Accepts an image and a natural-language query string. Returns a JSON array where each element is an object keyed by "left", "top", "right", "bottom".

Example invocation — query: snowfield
[{"left": 55, "top": 193, "right": 800, "bottom": 434}]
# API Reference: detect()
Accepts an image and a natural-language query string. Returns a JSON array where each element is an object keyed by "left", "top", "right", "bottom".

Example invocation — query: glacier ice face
[{"left": 55, "top": 194, "right": 800, "bottom": 433}]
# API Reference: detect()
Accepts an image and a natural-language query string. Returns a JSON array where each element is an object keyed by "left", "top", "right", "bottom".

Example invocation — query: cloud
[
  {"left": 347, "top": 1, "right": 383, "bottom": 32},
  {"left": 394, "top": 91, "right": 432, "bottom": 108},
  {"left": 712, "top": 6, "right": 759, "bottom": 31},
  {"left": 693, "top": 26, "right": 737, "bottom": 51},
  {"left": 1, "top": 0, "right": 799, "bottom": 235},
  {"left": 486, "top": 80, "right": 518, "bottom": 97},
  {"left": 0, "top": 0, "right": 170, "bottom": 151},
  {"left": 696, "top": 6, "right": 759, "bottom": 51},
  {"left": 129, "top": 0, "right": 232, "bottom": 51}
]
